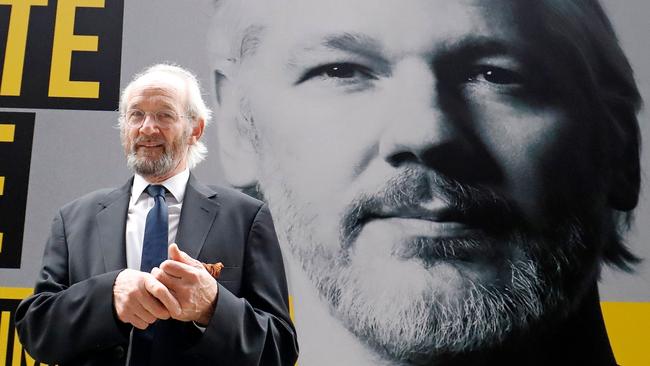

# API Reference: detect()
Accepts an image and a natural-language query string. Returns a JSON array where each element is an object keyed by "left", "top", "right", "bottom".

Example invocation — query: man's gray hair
[{"left": 119, "top": 63, "right": 213, "bottom": 169}]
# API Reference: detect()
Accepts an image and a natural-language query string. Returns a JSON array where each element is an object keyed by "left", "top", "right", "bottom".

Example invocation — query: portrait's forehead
[
  {"left": 255, "top": 0, "right": 512, "bottom": 20},
  {"left": 210, "top": 0, "right": 574, "bottom": 73},
  {"left": 246, "top": 0, "right": 527, "bottom": 61}
]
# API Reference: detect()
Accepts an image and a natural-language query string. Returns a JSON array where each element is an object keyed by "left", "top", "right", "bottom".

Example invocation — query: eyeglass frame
[{"left": 121, "top": 108, "right": 194, "bottom": 129}]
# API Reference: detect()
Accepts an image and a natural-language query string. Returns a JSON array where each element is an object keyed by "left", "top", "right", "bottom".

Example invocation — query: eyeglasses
[{"left": 123, "top": 109, "right": 190, "bottom": 129}]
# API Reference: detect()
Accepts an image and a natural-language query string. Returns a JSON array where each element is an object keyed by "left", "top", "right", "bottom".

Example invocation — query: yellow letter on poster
[
  {"left": 13, "top": 330, "right": 37, "bottom": 366},
  {"left": 0, "top": 175, "right": 3, "bottom": 252},
  {"left": 0, "top": 174, "right": 3, "bottom": 252},
  {"left": 0, "top": 311, "right": 10, "bottom": 366},
  {"left": 0, "top": 124, "right": 16, "bottom": 142},
  {"left": 0, "top": 0, "right": 48, "bottom": 96},
  {"left": 49, "top": 0, "right": 105, "bottom": 98},
  {"left": 0, "top": 123, "right": 14, "bottom": 253}
]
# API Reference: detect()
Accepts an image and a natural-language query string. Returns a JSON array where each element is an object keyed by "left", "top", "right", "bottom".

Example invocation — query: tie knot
[{"left": 146, "top": 184, "right": 166, "bottom": 198}]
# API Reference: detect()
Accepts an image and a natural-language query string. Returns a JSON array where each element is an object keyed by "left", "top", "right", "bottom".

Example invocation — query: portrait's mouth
[
  {"left": 351, "top": 204, "right": 500, "bottom": 265},
  {"left": 340, "top": 170, "right": 519, "bottom": 262},
  {"left": 363, "top": 217, "right": 478, "bottom": 238},
  {"left": 360, "top": 203, "right": 481, "bottom": 236},
  {"left": 364, "top": 215, "right": 478, "bottom": 238}
]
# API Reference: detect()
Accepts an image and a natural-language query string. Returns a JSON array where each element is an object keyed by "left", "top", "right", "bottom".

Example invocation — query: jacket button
[{"left": 113, "top": 345, "right": 126, "bottom": 359}]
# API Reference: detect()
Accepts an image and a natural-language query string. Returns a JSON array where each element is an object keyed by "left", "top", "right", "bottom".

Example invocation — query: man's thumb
[
  {"left": 168, "top": 243, "right": 201, "bottom": 267},
  {"left": 168, "top": 243, "right": 183, "bottom": 261}
]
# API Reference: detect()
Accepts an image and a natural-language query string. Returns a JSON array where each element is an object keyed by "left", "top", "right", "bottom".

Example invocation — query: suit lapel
[
  {"left": 96, "top": 178, "right": 132, "bottom": 272},
  {"left": 175, "top": 174, "right": 220, "bottom": 259}
]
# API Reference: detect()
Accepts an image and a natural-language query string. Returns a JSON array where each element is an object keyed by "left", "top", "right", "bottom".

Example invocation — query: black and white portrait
[{"left": 207, "top": 0, "right": 644, "bottom": 365}]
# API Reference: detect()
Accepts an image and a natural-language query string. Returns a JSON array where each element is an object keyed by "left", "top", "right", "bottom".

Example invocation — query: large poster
[{"left": 0, "top": 0, "right": 648, "bottom": 365}]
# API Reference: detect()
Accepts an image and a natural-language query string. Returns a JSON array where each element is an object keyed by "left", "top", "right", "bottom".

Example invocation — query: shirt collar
[{"left": 130, "top": 168, "right": 190, "bottom": 205}]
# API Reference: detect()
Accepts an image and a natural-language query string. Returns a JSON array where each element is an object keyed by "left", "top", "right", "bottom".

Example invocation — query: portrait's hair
[
  {"left": 513, "top": 0, "right": 643, "bottom": 270},
  {"left": 209, "top": 0, "right": 642, "bottom": 269},
  {"left": 119, "top": 63, "right": 213, "bottom": 169}
]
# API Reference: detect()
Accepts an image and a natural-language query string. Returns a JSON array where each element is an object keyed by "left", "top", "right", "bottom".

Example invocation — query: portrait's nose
[{"left": 379, "top": 59, "right": 470, "bottom": 169}]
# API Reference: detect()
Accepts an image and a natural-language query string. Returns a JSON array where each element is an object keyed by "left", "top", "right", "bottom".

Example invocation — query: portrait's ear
[
  {"left": 214, "top": 71, "right": 259, "bottom": 189},
  {"left": 607, "top": 116, "right": 640, "bottom": 211}
]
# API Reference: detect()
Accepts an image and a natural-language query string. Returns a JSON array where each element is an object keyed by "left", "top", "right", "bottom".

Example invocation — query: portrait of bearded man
[{"left": 207, "top": 0, "right": 643, "bottom": 364}]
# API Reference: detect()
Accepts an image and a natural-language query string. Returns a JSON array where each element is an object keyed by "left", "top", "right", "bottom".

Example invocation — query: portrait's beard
[
  {"left": 258, "top": 160, "right": 604, "bottom": 364},
  {"left": 124, "top": 128, "right": 189, "bottom": 177}
]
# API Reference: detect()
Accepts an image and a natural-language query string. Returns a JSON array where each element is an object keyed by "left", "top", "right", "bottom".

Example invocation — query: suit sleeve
[
  {"left": 15, "top": 210, "right": 129, "bottom": 364},
  {"left": 190, "top": 204, "right": 299, "bottom": 365}
]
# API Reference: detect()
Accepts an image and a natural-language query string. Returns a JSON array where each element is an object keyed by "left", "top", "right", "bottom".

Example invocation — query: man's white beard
[
  {"left": 257, "top": 160, "right": 595, "bottom": 364},
  {"left": 125, "top": 130, "right": 188, "bottom": 177},
  {"left": 127, "top": 148, "right": 175, "bottom": 177}
]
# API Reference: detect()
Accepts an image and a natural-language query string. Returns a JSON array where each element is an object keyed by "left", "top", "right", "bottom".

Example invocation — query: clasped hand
[{"left": 113, "top": 244, "right": 218, "bottom": 330}]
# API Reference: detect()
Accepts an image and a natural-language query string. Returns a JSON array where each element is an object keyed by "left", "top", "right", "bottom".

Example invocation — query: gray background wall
[{"left": 0, "top": 0, "right": 648, "bottom": 301}]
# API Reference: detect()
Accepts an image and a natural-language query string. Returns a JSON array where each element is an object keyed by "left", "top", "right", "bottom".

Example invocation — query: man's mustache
[
  {"left": 340, "top": 168, "right": 523, "bottom": 249},
  {"left": 130, "top": 136, "right": 167, "bottom": 153}
]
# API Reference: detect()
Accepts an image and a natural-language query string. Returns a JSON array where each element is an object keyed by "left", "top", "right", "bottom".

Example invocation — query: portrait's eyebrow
[
  {"left": 437, "top": 35, "right": 527, "bottom": 63},
  {"left": 287, "top": 32, "right": 384, "bottom": 66}
]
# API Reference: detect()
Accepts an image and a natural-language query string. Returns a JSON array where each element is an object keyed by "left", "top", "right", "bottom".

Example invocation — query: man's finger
[
  {"left": 160, "top": 259, "right": 200, "bottom": 278},
  {"left": 152, "top": 266, "right": 184, "bottom": 292},
  {"left": 143, "top": 275, "right": 181, "bottom": 317},
  {"left": 130, "top": 301, "right": 157, "bottom": 324},
  {"left": 130, "top": 313, "right": 150, "bottom": 330},
  {"left": 138, "top": 284, "right": 170, "bottom": 320},
  {"left": 168, "top": 243, "right": 203, "bottom": 269}
]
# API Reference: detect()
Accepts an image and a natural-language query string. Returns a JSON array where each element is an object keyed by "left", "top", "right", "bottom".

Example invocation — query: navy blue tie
[
  {"left": 140, "top": 185, "right": 168, "bottom": 272},
  {"left": 130, "top": 184, "right": 168, "bottom": 365}
]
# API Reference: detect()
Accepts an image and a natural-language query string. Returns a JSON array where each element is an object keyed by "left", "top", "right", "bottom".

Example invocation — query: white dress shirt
[{"left": 125, "top": 169, "right": 190, "bottom": 270}]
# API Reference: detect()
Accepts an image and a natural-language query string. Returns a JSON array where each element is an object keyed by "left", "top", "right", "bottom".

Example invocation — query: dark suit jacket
[{"left": 15, "top": 175, "right": 299, "bottom": 366}]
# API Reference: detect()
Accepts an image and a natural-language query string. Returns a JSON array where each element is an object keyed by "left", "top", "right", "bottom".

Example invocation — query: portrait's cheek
[
  {"left": 251, "top": 91, "right": 383, "bottom": 202},
  {"left": 471, "top": 101, "right": 591, "bottom": 223}
]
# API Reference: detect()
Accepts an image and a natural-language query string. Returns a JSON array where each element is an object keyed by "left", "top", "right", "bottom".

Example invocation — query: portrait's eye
[
  {"left": 467, "top": 66, "right": 525, "bottom": 86},
  {"left": 297, "top": 62, "right": 377, "bottom": 85}
]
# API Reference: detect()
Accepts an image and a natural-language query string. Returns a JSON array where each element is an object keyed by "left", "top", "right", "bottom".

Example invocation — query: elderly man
[
  {"left": 209, "top": 0, "right": 642, "bottom": 365},
  {"left": 16, "top": 64, "right": 298, "bottom": 366}
]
